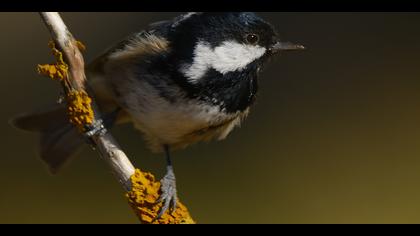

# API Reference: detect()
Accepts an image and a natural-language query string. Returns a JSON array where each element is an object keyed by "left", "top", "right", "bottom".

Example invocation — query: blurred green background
[{"left": 2, "top": 12, "right": 420, "bottom": 223}]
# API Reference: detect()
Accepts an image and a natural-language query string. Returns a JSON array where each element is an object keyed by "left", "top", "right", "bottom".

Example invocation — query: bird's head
[
  {"left": 166, "top": 12, "right": 304, "bottom": 112},
  {"left": 168, "top": 12, "right": 304, "bottom": 83}
]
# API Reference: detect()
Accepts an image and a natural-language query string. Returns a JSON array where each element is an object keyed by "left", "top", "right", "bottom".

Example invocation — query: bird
[{"left": 11, "top": 12, "right": 304, "bottom": 217}]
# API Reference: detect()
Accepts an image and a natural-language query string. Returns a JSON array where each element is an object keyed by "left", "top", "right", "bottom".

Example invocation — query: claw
[
  {"left": 171, "top": 195, "right": 178, "bottom": 213},
  {"left": 157, "top": 198, "right": 171, "bottom": 218},
  {"left": 156, "top": 166, "right": 178, "bottom": 218}
]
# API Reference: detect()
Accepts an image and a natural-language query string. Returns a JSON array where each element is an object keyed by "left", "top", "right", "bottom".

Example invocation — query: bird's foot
[{"left": 157, "top": 166, "right": 178, "bottom": 218}]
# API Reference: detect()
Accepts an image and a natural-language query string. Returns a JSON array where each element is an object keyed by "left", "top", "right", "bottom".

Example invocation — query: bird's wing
[
  {"left": 85, "top": 20, "right": 172, "bottom": 114},
  {"left": 86, "top": 12, "right": 201, "bottom": 75},
  {"left": 86, "top": 20, "right": 171, "bottom": 74}
]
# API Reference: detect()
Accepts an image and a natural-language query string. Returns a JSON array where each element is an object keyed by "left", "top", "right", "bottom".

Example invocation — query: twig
[
  {"left": 39, "top": 12, "right": 135, "bottom": 190},
  {"left": 38, "top": 12, "right": 194, "bottom": 224}
]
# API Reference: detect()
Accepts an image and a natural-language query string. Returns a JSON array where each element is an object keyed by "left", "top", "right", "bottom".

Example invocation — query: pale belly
[
  {"left": 128, "top": 98, "right": 248, "bottom": 152},
  {"left": 101, "top": 72, "right": 249, "bottom": 152}
]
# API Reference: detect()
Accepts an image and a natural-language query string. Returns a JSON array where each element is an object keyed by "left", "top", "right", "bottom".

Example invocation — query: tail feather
[
  {"left": 10, "top": 104, "right": 68, "bottom": 132},
  {"left": 10, "top": 104, "right": 85, "bottom": 173},
  {"left": 39, "top": 123, "right": 85, "bottom": 173}
]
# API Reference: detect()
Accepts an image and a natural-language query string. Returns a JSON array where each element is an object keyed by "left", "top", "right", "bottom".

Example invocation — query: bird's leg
[{"left": 157, "top": 144, "right": 178, "bottom": 218}]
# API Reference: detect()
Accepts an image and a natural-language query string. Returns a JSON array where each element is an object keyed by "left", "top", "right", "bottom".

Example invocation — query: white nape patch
[
  {"left": 172, "top": 12, "right": 200, "bottom": 28},
  {"left": 182, "top": 41, "right": 266, "bottom": 83}
]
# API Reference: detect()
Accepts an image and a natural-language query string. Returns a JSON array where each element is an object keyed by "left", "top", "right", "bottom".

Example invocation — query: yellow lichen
[
  {"left": 126, "top": 169, "right": 195, "bottom": 224},
  {"left": 66, "top": 90, "right": 94, "bottom": 132},
  {"left": 75, "top": 40, "right": 86, "bottom": 51},
  {"left": 38, "top": 40, "right": 94, "bottom": 133},
  {"left": 37, "top": 41, "right": 68, "bottom": 81}
]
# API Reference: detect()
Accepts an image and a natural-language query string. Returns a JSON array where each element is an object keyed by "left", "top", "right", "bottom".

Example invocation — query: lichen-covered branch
[
  {"left": 37, "top": 12, "right": 194, "bottom": 224},
  {"left": 127, "top": 169, "right": 195, "bottom": 224}
]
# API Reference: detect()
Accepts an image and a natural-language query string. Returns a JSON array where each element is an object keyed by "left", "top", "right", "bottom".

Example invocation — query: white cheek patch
[
  {"left": 181, "top": 41, "right": 266, "bottom": 83},
  {"left": 182, "top": 43, "right": 213, "bottom": 82},
  {"left": 212, "top": 41, "right": 266, "bottom": 73}
]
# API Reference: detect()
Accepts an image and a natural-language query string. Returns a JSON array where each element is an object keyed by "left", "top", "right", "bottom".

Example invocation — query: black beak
[{"left": 270, "top": 41, "right": 305, "bottom": 53}]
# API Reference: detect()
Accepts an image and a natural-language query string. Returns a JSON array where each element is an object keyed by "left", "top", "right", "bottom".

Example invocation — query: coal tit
[{"left": 12, "top": 12, "right": 304, "bottom": 216}]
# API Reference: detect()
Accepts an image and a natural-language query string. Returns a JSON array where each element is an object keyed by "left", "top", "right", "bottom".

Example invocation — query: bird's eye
[{"left": 245, "top": 33, "right": 259, "bottom": 45}]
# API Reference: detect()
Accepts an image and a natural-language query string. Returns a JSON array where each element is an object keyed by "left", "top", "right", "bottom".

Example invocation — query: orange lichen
[
  {"left": 37, "top": 41, "right": 68, "bottom": 81},
  {"left": 75, "top": 40, "right": 86, "bottom": 51},
  {"left": 66, "top": 90, "right": 94, "bottom": 132},
  {"left": 37, "top": 40, "right": 94, "bottom": 132},
  {"left": 126, "top": 169, "right": 195, "bottom": 224}
]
